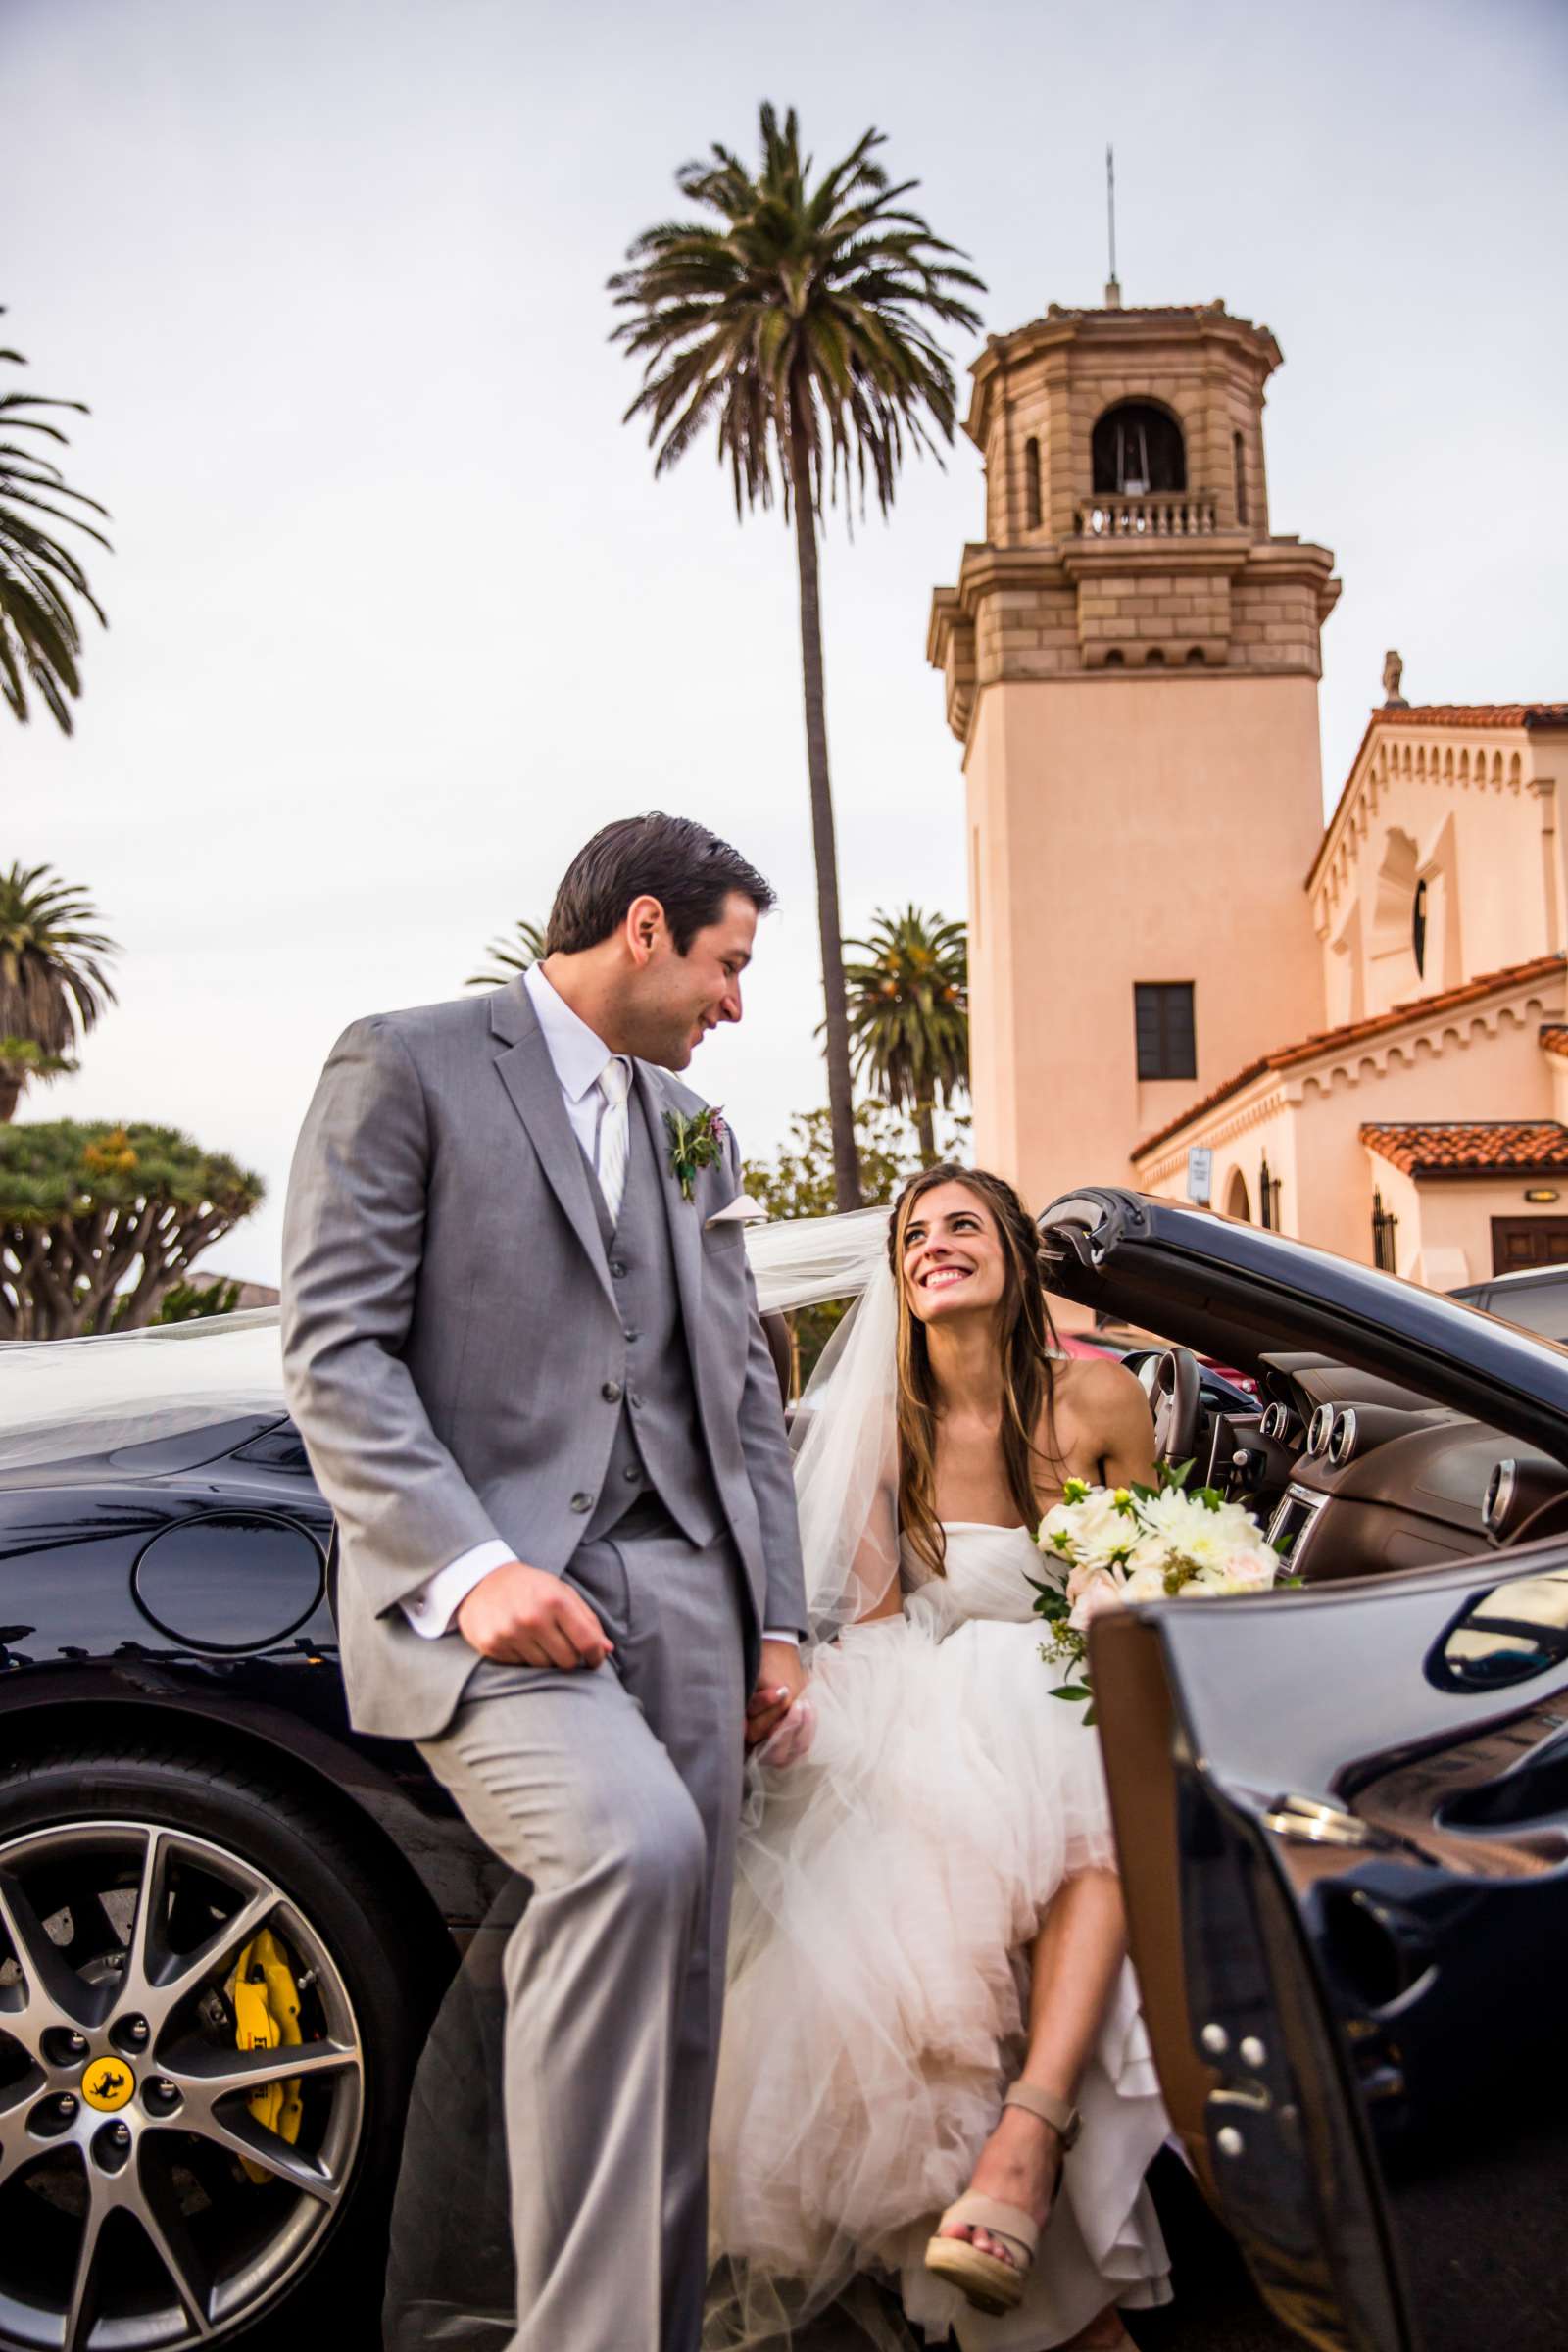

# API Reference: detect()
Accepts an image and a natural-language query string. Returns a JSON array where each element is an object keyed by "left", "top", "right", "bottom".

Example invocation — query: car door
[{"left": 1093, "top": 1539, "right": 1568, "bottom": 2352}]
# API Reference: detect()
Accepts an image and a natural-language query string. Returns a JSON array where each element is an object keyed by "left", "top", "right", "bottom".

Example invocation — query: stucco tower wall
[{"left": 966, "top": 671, "right": 1328, "bottom": 1214}]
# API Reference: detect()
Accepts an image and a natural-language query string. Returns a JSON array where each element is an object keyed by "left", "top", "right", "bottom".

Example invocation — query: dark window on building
[
  {"left": 1372, "top": 1188, "right": 1399, "bottom": 1273},
  {"left": 1259, "top": 1155, "right": 1283, "bottom": 1231},
  {"left": 1412, "top": 877, "right": 1428, "bottom": 977},
  {"left": 1134, "top": 983, "right": 1197, "bottom": 1080},
  {"left": 1233, "top": 429, "right": 1248, "bottom": 525},
  {"left": 1092, "top": 402, "right": 1186, "bottom": 496},
  {"left": 1023, "top": 436, "right": 1042, "bottom": 529}
]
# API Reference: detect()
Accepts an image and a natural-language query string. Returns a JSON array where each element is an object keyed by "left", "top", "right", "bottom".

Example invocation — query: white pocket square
[{"left": 706, "top": 1194, "right": 769, "bottom": 1229}]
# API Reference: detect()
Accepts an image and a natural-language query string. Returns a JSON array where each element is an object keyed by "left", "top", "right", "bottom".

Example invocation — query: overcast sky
[{"left": 6, "top": 0, "right": 1566, "bottom": 1283}]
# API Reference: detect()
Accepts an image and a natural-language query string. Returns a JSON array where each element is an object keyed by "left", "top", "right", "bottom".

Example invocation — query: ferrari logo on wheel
[{"left": 82, "top": 2059, "right": 135, "bottom": 2112}]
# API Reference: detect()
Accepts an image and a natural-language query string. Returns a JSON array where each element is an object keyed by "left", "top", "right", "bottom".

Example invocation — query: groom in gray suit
[{"left": 280, "top": 813, "right": 808, "bottom": 2352}]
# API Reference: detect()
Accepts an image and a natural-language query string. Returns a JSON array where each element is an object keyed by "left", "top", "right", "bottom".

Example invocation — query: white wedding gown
[{"left": 706, "top": 1522, "right": 1173, "bottom": 2350}]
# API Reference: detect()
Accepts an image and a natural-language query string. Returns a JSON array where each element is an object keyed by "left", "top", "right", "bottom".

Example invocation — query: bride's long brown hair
[{"left": 888, "top": 1164, "right": 1065, "bottom": 1579}]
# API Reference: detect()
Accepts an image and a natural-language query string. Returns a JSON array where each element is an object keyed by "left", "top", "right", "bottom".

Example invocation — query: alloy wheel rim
[{"left": 0, "top": 1820, "right": 365, "bottom": 2348}]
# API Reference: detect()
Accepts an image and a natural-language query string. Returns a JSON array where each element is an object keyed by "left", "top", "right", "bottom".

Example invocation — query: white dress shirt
[{"left": 401, "top": 961, "right": 797, "bottom": 1645}]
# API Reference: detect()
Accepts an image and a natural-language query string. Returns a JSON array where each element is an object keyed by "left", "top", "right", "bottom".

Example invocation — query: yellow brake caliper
[{"left": 225, "top": 1928, "right": 305, "bottom": 2183}]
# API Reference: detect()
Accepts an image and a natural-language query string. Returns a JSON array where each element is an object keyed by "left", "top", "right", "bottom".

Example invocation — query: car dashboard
[{"left": 1194, "top": 1354, "right": 1568, "bottom": 1583}]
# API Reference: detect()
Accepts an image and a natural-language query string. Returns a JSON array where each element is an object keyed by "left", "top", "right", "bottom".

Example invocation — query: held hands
[
  {"left": 456, "top": 1559, "right": 613, "bottom": 1669},
  {"left": 746, "top": 1638, "right": 813, "bottom": 1767}
]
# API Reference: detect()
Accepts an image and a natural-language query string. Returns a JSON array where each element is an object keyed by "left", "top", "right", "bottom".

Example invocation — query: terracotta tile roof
[
  {"left": 1132, "top": 952, "right": 1568, "bottom": 1162},
  {"left": 1542, "top": 1025, "right": 1568, "bottom": 1060},
  {"left": 1370, "top": 704, "right": 1568, "bottom": 730},
  {"left": 1310, "top": 703, "right": 1568, "bottom": 890},
  {"left": 1360, "top": 1121, "right": 1568, "bottom": 1178}
]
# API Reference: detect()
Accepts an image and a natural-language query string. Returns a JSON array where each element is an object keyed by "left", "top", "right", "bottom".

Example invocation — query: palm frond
[
  {"left": 609, "top": 106, "right": 985, "bottom": 528},
  {"left": 0, "top": 863, "right": 120, "bottom": 1078},
  {"left": 0, "top": 313, "right": 112, "bottom": 733},
  {"left": 841, "top": 906, "right": 970, "bottom": 1137},
  {"left": 466, "top": 918, "right": 548, "bottom": 991}
]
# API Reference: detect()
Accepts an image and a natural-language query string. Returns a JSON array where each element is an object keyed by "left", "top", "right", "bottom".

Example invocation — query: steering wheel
[{"left": 1150, "top": 1347, "right": 1203, "bottom": 1467}]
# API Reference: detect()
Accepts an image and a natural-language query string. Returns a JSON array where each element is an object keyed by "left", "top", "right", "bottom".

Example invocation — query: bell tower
[{"left": 927, "top": 298, "right": 1340, "bottom": 1218}]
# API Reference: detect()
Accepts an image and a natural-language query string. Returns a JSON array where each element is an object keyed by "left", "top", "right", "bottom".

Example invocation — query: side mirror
[{"left": 1428, "top": 1567, "right": 1568, "bottom": 1693}]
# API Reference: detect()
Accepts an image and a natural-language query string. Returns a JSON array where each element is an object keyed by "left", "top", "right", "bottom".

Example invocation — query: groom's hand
[
  {"left": 746, "top": 1639, "right": 808, "bottom": 1753},
  {"left": 456, "top": 1560, "right": 614, "bottom": 1669}
]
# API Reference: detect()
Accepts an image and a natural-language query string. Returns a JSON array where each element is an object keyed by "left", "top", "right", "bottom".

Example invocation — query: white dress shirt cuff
[
  {"left": 403, "top": 1539, "right": 515, "bottom": 1639},
  {"left": 761, "top": 1628, "right": 802, "bottom": 1646}
]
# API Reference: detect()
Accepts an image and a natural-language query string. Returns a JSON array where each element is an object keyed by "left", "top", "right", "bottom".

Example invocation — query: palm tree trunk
[
  {"left": 915, "top": 1101, "right": 937, "bottom": 1166},
  {"left": 0, "top": 1076, "right": 20, "bottom": 1123},
  {"left": 788, "top": 395, "right": 861, "bottom": 1211}
]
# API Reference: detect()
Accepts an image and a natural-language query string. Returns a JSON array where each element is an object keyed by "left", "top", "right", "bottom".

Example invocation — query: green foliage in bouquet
[{"left": 1028, "top": 1460, "right": 1298, "bottom": 1723}]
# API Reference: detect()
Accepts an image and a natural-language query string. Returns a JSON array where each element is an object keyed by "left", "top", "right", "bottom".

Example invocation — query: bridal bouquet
[{"left": 1030, "top": 1464, "right": 1290, "bottom": 1717}]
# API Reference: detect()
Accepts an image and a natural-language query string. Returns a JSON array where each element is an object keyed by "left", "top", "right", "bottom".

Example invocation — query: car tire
[{"left": 0, "top": 1737, "right": 446, "bottom": 2352}]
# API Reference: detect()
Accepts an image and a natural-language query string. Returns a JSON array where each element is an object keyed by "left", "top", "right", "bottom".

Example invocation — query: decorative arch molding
[
  {"left": 1315, "top": 731, "right": 1525, "bottom": 933},
  {"left": 1367, "top": 827, "right": 1421, "bottom": 1009},
  {"left": 1136, "top": 1085, "right": 1293, "bottom": 1187},
  {"left": 1087, "top": 389, "right": 1191, "bottom": 439},
  {"left": 1327, "top": 893, "right": 1365, "bottom": 1025},
  {"left": 1415, "top": 811, "right": 1461, "bottom": 992},
  {"left": 1305, "top": 997, "right": 1550, "bottom": 1098}
]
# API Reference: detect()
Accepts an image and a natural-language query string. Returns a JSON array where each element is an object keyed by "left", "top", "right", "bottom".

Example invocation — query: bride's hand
[
  {"left": 746, "top": 1637, "right": 807, "bottom": 1754},
  {"left": 757, "top": 1696, "right": 815, "bottom": 1768}
]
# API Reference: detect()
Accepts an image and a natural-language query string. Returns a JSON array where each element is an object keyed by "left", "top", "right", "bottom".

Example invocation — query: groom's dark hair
[{"left": 546, "top": 813, "right": 776, "bottom": 956}]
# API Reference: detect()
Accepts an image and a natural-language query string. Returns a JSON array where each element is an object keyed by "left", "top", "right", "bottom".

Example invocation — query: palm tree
[
  {"left": 844, "top": 906, "right": 968, "bottom": 1165},
  {"left": 0, "top": 863, "right": 118, "bottom": 1120},
  {"left": 466, "top": 917, "right": 547, "bottom": 991},
  {"left": 610, "top": 106, "right": 984, "bottom": 1210},
  {"left": 0, "top": 314, "right": 111, "bottom": 732}
]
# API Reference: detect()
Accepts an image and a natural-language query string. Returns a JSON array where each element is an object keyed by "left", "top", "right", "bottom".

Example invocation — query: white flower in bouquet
[
  {"left": 1119, "top": 1551, "right": 1172, "bottom": 1606},
  {"left": 1188, "top": 1537, "right": 1279, "bottom": 1596},
  {"left": 1028, "top": 1461, "right": 1293, "bottom": 1715},
  {"left": 1135, "top": 1485, "right": 1247, "bottom": 1578},
  {"left": 1065, "top": 1568, "right": 1125, "bottom": 1634}
]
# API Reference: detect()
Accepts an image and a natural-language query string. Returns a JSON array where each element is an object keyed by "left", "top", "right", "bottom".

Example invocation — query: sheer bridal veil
[{"left": 790, "top": 1240, "right": 904, "bottom": 1641}]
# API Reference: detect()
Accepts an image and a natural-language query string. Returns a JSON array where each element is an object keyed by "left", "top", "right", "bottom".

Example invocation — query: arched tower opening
[
  {"left": 1091, "top": 400, "right": 1186, "bottom": 496},
  {"left": 1023, "top": 436, "right": 1043, "bottom": 529}
]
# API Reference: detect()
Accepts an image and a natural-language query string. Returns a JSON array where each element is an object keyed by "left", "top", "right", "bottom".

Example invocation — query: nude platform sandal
[{"left": 923, "top": 2081, "right": 1081, "bottom": 2316}]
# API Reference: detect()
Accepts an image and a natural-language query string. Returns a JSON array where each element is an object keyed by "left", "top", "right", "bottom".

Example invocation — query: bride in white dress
[{"left": 706, "top": 1167, "right": 1173, "bottom": 2351}]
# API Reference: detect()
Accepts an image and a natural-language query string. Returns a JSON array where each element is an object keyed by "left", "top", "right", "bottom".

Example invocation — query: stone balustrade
[{"left": 1075, "top": 493, "right": 1219, "bottom": 539}]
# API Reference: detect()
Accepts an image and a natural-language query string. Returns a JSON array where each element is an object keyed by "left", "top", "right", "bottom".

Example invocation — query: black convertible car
[{"left": 2, "top": 1191, "right": 1566, "bottom": 2352}]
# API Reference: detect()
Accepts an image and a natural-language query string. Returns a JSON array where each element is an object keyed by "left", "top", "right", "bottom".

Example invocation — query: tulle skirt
[{"left": 705, "top": 1594, "right": 1173, "bottom": 2349}]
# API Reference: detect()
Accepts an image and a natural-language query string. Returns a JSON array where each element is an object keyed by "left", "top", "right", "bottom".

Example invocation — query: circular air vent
[
  {"left": 1329, "top": 1408, "right": 1359, "bottom": 1467},
  {"left": 1306, "top": 1404, "right": 1335, "bottom": 1458},
  {"left": 1260, "top": 1402, "right": 1289, "bottom": 1443},
  {"left": 1483, "top": 1459, "right": 1517, "bottom": 1537}
]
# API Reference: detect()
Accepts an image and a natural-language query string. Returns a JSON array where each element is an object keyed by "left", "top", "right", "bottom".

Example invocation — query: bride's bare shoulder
[{"left": 1050, "top": 1351, "right": 1152, "bottom": 1439}]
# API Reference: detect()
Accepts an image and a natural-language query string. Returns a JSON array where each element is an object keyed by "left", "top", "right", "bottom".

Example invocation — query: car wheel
[{"left": 0, "top": 1739, "right": 442, "bottom": 2350}]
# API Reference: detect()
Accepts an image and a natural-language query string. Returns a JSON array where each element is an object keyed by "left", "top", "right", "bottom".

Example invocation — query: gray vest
[{"left": 579, "top": 1088, "right": 722, "bottom": 1548}]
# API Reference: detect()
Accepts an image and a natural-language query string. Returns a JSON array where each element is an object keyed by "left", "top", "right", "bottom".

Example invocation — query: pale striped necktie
[{"left": 595, "top": 1057, "right": 632, "bottom": 1225}]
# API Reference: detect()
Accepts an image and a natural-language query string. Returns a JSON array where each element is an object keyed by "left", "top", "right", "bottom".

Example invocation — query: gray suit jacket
[{"left": 280, "top": 976, "right": 807, "bottom": 1740}]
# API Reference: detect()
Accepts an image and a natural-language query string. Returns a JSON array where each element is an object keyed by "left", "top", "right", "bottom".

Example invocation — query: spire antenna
[{"left": 1104, "top": 144, "right": 1122, "bottom": 309}]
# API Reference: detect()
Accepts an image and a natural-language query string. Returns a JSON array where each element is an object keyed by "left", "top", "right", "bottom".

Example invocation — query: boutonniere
[{"left": 664, "top": 1105, "right": 727, "bottom": 1201}]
